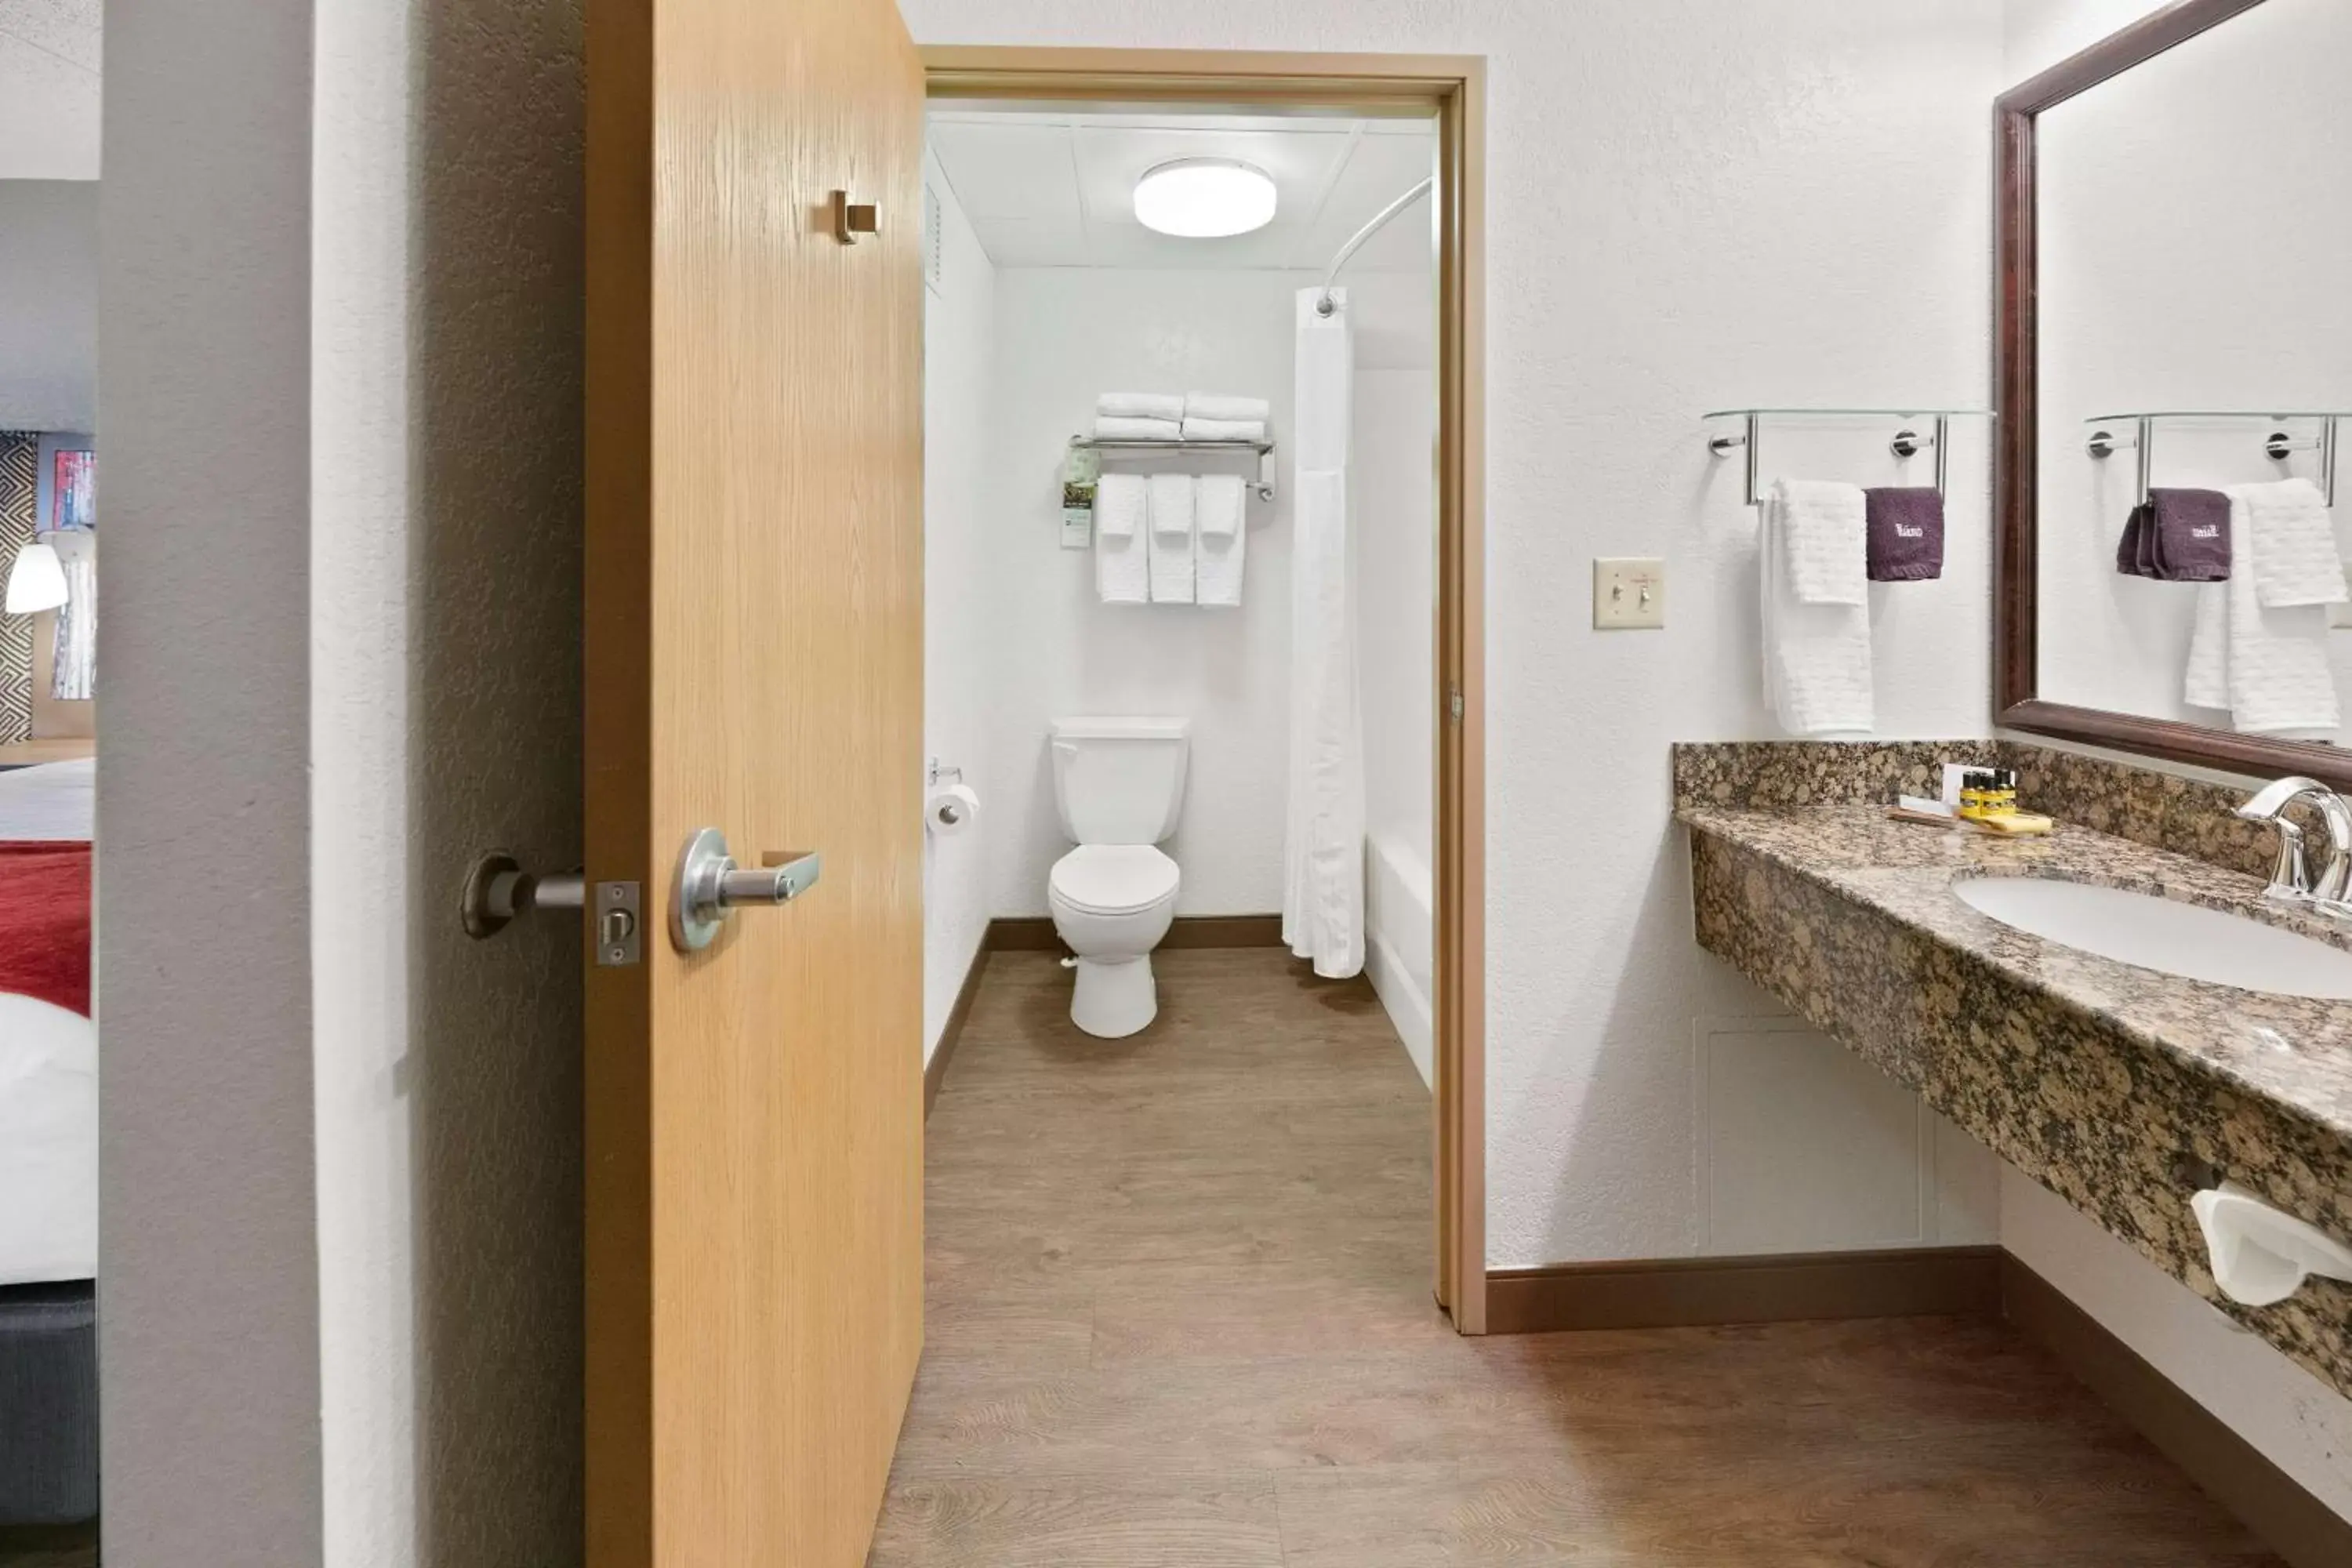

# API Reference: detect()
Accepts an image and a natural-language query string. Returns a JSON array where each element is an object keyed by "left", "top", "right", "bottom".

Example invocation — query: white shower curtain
[{"left": 1283, "top": 288, "right": 1365, "bottom": 978}]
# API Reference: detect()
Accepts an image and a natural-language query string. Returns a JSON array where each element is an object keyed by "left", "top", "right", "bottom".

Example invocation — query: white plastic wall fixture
[{"left": 2190, "top": 1183, "right": 2352, "bottom": 1308}]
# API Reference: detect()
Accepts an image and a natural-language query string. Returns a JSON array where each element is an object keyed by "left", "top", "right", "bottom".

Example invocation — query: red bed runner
[{"left": 0, "top": 840, "right": 93, "bottom": 1017}]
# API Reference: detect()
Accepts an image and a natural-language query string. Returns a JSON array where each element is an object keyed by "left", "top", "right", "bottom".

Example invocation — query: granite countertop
[{"left": 1676, "top": 801, "right": 2352, "bottom": 1148}]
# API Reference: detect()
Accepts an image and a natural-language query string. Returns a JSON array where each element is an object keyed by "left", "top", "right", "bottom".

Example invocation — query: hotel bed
[{"left": 0, "top": 757, "right": 96, "bottom": 1525}]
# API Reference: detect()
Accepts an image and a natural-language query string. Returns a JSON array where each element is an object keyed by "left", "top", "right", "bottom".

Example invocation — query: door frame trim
[{"left": 922, "top": 45, "right": 1489, "bottom": 1333}]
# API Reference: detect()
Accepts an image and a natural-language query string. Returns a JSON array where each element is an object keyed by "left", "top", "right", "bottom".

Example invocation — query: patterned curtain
[{"left": 0, "top": 432, "right": 35, "bottom": 744}]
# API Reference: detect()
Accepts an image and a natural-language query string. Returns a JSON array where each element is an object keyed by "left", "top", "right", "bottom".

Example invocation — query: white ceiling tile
[
  {"left": 1298, "top": 131, "right": 1438, "bottom": 274},
  {"left": 927, "top": 122, "right": 1081, "bottom": 222},
  {"left": 967, "top": 216, "right": 1090, "bottom": 270},
  {"left": 924, "top": 110, "right": 1436, "bottom": 274}
]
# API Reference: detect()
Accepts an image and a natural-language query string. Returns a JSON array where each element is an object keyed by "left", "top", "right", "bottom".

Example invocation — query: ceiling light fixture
[{"left": 1131, "top": 158, "right": 1277, "bottom": 238}]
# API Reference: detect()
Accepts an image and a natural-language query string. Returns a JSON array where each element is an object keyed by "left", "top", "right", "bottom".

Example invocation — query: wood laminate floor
[{"left": 873, "top": 946, "right": 2283, "bottom": 1567}]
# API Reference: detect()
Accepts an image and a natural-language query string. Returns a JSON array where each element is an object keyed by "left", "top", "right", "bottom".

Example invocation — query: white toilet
[{"left": 1047, "top": 717, "right": 1190, "bottom": 1037}]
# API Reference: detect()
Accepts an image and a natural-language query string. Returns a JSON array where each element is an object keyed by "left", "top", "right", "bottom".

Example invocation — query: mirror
[{"left": 1996, "top": 0, "right": 2352, "bottom": 782}]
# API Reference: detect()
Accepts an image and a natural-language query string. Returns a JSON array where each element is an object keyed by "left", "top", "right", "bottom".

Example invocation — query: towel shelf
[
  {"left": 2084, "top": 412, "right": 2343, "bottom": 507},
  {"left": 1071, "top": 434, "right": 1277, "bottom": 501},
  {"left": 1703, "top": 408, "right": 1994, "bottom": 507}
]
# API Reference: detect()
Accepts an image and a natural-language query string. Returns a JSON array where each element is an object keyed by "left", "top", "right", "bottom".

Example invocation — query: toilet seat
[{"left": 1049, "top": 845, "right": 1179, "bottom": 915}]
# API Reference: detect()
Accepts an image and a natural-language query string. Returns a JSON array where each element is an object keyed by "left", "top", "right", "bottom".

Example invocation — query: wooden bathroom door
[{"left": 581, "top": 0, "right": 926, "bottom": 1564}]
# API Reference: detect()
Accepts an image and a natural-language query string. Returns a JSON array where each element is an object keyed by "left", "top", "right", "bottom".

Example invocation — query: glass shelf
[
  {"left": 2085, "top": 411, "right": 2352, "bottom": 422},
  {"left": 1703, "top": 407, "right": 1995, "bottom": 420}
]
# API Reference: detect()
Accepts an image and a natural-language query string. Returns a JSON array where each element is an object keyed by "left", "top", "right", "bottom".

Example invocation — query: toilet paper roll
[{"left": 926, "top": 783, "right": 980, "bottom": 837}]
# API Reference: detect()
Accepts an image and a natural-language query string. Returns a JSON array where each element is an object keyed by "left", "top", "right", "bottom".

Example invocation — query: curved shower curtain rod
[{"left": 1313, "top": 176, "right": 1436, "bottom": 318}]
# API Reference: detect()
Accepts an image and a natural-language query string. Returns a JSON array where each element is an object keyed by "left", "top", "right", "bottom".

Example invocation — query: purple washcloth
[
  {"left": 2116, "top": 503, "right": 2152, "bottom": 577},
  {"left": 1864, "top": 487, "right": 1944, "bottom": 581},
  {"left": 2148, "top": 487, "right": 2230, "bottom": 580}
]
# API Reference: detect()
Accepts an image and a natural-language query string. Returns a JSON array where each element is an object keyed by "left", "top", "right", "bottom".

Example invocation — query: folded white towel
[
  {"left": 2184, "top": 487, "right": 2340, "bottom": 735},
  {"left": 1180, "top": 417, "right": 1267, "bottom": 444},
  {"left": 1098, "top": 391, "right": 1185, "bottom": 423},
  {"left": 1761, "top": 479, "right": 1872, "bottom": 735},
  {"left": 1773, "top": 477, "right": 1868, "bottom": 605},
  {"left": 2241, "top": 477, "right": 2347, "bottom": 608},
  {"left": 1148, "top": 473, "right": 1196, "bottom": 604},
  {"left": 1185, "top": 393, "right": 1269, "bottom": 424},
  {"left": 1196, "top": 472, "right": 1245, "bottom": 539},
  {"left": 1196, "top": 477, "right": 1247, "bottom": 607},
  {"left": 1094, "top": 416, "right": 1181, "bottom": 441},
  {"left": 1096, "top": 472, "right": 1146, "bottom": 539},
  {"left": 1096, "top": 518, "right": 1149, "bottom": 604}
]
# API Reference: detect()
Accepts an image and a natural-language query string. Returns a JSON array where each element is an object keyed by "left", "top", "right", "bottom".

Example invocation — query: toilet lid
[{"left": 1051, "top": 845, "right": 1179, "bottom": 915}]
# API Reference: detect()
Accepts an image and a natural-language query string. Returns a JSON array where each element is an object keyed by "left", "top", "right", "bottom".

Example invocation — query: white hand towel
[
  {"left": 2241, "top": 477, "right": 2347, "bottom": 608},
  {"left": 1098, "top": 391, "right": 1185, "bottom": 423},
  {"left": 1095, "top": 472, "right": 1146, "bottom": 539},
  {"left": 1196, "top": 472, "right": 1245, "bottom": 539},
  {"left": 1760, "top": 479, "right": 1873, "bottom": 735},
  {"left": 1096, "top": 528, "right": 1148, "bottom": 604},
  {"left": 1185, "top": 393, "right": 1269, "bottom": 424},
  {"left": 1196, "top": 474, "right": 1247, "bottom": 607},
  {"left": 1179, "top": 417, "right": 1268, "bottom": 444},
  {"left": 2183, "top": 487, "right": 2340, "bottom": 735},
  {"left": 1774, "top": 477, "right": 1869, "bottom": 604},
  {"left": 1094, "top": 416, "right": 1181, "bottom": 441},
  {"left": 1148, "top": 473, "right": 1196, "bottom": 604},
  {"left": 1096, "top": 475, "right": 1149, "bottom": 604}
]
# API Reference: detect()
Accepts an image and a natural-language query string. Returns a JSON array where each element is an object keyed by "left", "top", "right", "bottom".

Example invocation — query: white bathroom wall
[
  {"left": 906, "top": 0, "right": 2006, "bottom": 1267},
  {"left": 923, "top": 154, "right": 999, "bottom": 1062},
  {"left": 2029, "top": 0, "right": 2352, "bottom": 738},
  {"left": 980, "top": 265, "right": 1433, "bottom": 920},
  {"left": 2002, "top": 0, "right": 2352, "bottom": 1525}
]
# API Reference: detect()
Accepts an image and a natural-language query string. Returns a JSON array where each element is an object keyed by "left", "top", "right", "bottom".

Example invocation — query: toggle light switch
[{"left": 1592, "top": 557, "right": 1665, "bottom": 630}]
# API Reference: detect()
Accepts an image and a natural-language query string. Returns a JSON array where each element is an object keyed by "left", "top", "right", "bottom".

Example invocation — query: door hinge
[{"left": 1448, "top": 685, "right": 1465, "bottom": 724}]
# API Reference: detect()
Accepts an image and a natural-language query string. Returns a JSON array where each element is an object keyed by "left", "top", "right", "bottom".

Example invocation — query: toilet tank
[{"left": 1050, "top": 717, "right": 1191, "bottom": 844}]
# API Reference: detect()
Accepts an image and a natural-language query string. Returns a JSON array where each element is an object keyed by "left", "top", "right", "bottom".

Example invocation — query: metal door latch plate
[{"left": 595, "top": 880, "right": 642, "bottom": 967}]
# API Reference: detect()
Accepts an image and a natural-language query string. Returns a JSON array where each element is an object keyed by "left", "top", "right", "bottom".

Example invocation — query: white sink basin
[{"left": 1953, "top": 877, "right": 2352, "bottom": 1000}]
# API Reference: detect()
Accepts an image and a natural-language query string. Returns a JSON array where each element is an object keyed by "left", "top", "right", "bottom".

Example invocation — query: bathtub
[{"left": 1363, "top": 833, "right": 1434, "bottom": 1088}]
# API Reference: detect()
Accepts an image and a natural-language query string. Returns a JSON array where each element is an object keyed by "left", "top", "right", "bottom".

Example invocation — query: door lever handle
[{"left": 673, "top": 829, "right": 822, "bottom": 951}]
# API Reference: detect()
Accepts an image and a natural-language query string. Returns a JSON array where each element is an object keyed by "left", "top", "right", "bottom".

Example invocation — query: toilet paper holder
[
  {"left": 927, "top": 757, "right": 964, "bottom": 786},
  {"left": 2191, "top": 1182, "right": 2352, "bottom": 1308}
]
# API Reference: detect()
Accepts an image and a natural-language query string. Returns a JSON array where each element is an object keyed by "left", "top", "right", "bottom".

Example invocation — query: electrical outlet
[{"left": 1593, "top": 557, "right": 1665, "bottom": 630}]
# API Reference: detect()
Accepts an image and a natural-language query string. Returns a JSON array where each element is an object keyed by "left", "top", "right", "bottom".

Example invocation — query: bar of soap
[{"left": 1975, "top": 811, "right": 2054, "bottom": 836}]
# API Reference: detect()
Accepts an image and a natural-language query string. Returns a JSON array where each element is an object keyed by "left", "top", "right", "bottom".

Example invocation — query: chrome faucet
[{"left": 2235, "top": 775, "right": 2352, "bottom": 910}]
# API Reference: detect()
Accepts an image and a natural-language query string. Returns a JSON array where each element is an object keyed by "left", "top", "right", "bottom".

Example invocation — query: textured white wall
[
  {"left": 2031, "top": 0, "right": 2352, "bottom": 737},
  {"left": 2003, "top": 0, "right": 2173, "bottom": 83},
  {"left": 923, "top": 153, "right": 998, "bottom": 1059},
  {"left": 2002, "top": 0, "right": 2352, "bottom": 1525},
  {"left": 0, "top": 181, "right": 98, "bottom": 430},
  {"left": 905, "top": 0, "right": 2006, "bottom": 1267},
  {"left": 310, "top": 0, "right": 585, "bottom": 1563},
  {"left": 978, "top": 266, "right": 1432, "bottom": 920},
  {"left": 98, "top": 3, "right": 322, "bottom": 1563}
]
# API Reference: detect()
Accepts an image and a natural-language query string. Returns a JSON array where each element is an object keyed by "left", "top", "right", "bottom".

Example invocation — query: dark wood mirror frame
[{"left": 1991, "top": 0, "right": 2352, "bottom": 786}]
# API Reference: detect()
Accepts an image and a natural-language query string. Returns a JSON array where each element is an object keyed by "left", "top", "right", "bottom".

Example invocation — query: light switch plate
[{"left": 1593, "top": 557, "right": 1665, "bottom": 630}]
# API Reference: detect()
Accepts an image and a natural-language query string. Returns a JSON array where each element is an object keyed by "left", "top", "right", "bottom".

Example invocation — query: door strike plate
[{"left": 595, "top": 880, "right": 643, "bottom": 967}]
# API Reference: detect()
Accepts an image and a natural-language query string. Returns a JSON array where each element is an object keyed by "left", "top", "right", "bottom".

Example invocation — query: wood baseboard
[
  {"left": 987, "top": 913, "right": 1287, "bottom": 952},
  {"left": 2001, "top": 1254, "right": 2352, "bottom": 1568},
  {"left": 924, "top": 935, "right": 992, "bottom": 1121},
  {"left": 1485, "top": 1246, "right": 2002, "bottom": 1335}
]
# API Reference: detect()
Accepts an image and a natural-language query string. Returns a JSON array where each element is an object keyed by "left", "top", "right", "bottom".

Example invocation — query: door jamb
[{"left": 920, "top": 45, "right": 1488, "bottom": 1334}]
